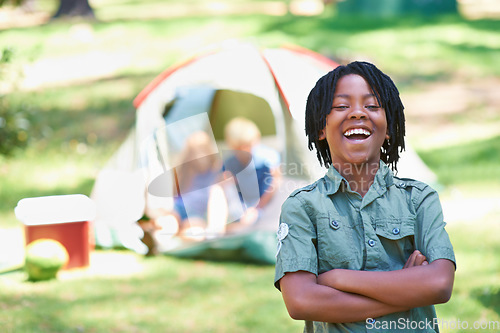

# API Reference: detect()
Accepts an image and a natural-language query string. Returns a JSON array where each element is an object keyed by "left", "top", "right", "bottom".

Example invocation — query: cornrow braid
[{"left": 305, "top": 61, "right": 406, "bottom": 171}]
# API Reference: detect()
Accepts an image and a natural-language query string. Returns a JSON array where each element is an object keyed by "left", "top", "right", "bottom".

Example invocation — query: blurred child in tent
[
  {"left": 143, "top": 118, "right": 282, "bottom": 252},
  {"left": 222, "top": 117, "right": 281, "bottom": 231},
  {"left": 145, "top": 131, "right": 228, "bottom": 247},
  {"left": 172, "top": 131, "right": 228, "bottom": 240}
]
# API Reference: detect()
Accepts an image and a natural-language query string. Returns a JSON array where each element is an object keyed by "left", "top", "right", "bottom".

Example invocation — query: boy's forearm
[
  {"left": 318, "top": 259, "right": 455, "bottom": 308},
  {"left": 291, "top": 285, "right": 409, "bottom": 323},
  {"left": 281, "top": 272, "right": 410, "bottom": 323}
]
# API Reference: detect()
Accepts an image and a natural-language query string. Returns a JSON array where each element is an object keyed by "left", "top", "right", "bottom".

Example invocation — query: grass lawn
[
  {"left": 1, "top": 1, "right": 499, "bottom": 332},
  {"left": 0, "top": 253, "right": 303, "bottom": 332},
  {"left": 440, "top": 218, "right": 500, "bottom": 333},
  {"left": 0, "top": 220, "right": 498, "bottom": 333}
]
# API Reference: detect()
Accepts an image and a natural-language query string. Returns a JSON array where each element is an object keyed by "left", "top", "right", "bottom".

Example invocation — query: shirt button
[
  {"left": 398, "top": 182, "right": 406, "bottom": 188},
  {"left": 330, "top": 220, "right": 340, "bottom": 230},
  {"left": 368, "top": 239, "right": 376, "bottom": 247},
  {"left": 392, "top": 227, "right": 400, "bottom": 235}
]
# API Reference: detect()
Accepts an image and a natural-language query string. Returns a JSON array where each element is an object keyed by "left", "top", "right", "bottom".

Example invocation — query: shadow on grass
[
  {"left": 261, "top": 12, "right": 500, "bottom": 36},
  {"left": 165, "top": 253, "right": 274, "bottom": 266},
  {"left": 465, "top": 18, "right": 500, "bottom": 32},
  {"left": 257, "top": 13, "right": 500, "bottom": 81},
  {"left": 474, "top": 286, "right": 500, "bottom": 317},
  {"left": 418, "top": 135, "right": 500, "bottom": 186}
]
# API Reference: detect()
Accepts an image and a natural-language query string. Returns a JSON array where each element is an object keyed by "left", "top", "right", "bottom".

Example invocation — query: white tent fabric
[{"left": 90, "top": 41, "right": 437, "bottom": 253}]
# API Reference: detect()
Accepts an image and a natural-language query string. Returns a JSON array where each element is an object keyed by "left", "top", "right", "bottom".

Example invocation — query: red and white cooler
[{"left": 15, "top": 194, "right": 96, "bottom": 269}]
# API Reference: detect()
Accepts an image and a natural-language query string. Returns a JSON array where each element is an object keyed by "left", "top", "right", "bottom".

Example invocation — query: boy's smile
[{"left": 319, "top": 74, "right": 388, "bottom": 169}]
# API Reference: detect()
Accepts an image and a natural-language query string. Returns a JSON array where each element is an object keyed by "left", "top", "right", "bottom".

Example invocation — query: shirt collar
[
  {"left": 324, "top": 160, "right": 394, "bottom": 195},
  {"left": 324, "top": 165, "right": 346, "bottom": 195}
]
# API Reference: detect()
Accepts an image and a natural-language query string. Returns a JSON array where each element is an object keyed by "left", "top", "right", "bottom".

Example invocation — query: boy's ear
[{"left": 318, "top": 129, "right": 326, "bottom": 140}]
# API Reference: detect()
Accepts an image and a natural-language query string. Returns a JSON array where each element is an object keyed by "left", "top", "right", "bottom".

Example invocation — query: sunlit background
[{"left": 0, "top": 0, "right": 499, "bottom": 332}]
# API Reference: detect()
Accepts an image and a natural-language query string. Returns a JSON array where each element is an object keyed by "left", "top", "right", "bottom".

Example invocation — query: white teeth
[{"left": 344, "top": 128, "right": 371, "bottom": 137}]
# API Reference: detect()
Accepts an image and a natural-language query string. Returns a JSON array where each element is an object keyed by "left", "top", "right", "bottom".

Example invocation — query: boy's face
[{"left": 319, "top": 74, "right": 388, "bottom": 169}]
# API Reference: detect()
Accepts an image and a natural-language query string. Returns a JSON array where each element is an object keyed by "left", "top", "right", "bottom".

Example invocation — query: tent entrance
[
  {"left": 163, "top": 86, "right": 279, "bottom": 154},
  {"left": 208, "top": 89, "right": 277, "bottom": 141}
]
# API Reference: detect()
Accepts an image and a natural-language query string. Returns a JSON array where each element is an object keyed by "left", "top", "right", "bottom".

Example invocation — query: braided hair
[{"left": 305, "top": 61, "right": 405, "bottom": 171}]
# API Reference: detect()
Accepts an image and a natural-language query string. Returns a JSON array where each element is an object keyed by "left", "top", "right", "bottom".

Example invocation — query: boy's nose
[{"left": 348, "top": 107, "right": 367, "bottom": 119}]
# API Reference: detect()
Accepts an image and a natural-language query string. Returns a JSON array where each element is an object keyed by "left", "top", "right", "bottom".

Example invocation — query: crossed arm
[{"left": 279, "top": 251, "right": 455, "bottom": 323}]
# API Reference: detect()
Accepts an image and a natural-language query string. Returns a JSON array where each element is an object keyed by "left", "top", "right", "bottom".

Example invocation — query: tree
[{"left": 52, "top": 0, "right": 95, "bottom": 19}]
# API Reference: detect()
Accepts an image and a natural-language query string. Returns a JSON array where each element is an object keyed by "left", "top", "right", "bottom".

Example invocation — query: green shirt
[{"left": 274, "top": 161, "right": 455, "bottom": 333}]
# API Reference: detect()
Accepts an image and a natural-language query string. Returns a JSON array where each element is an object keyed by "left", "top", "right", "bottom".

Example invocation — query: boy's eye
[
  {"left": 366, "top": 105, "right": 380, "bottom": 110},
  {"left": 332, "top": 105, "right": 349, "bottom": 110}
]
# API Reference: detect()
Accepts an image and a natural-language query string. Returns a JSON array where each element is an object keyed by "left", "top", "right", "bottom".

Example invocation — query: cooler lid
[{"left": 15, "top": 194, "right": 96, "bottom": 226}]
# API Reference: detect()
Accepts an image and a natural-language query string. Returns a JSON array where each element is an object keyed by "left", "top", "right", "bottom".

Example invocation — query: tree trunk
[{"left": 52, "top": 0, "right": 95, "bottom": 19}]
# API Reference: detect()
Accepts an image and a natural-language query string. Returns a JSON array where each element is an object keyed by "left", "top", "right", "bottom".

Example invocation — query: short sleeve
[
  {"left": 274, "top": 195, "right": 318, "bottom": 290},
  {"left": 414, "top": 187, "right": 456, "bottom": 268}
]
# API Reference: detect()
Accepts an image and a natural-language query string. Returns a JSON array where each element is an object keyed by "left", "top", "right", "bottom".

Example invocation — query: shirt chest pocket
[
  {"left": 375, "top": 217, "right": 416, "bottom": 266},
  {"left": 316, "top": 214, "right": 360, "bottom": 270}
]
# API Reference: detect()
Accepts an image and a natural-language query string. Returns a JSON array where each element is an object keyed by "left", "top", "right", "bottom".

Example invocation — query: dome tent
[
  {"left": 90, "top": 41, "right": 436, "bottom": 263},
  {"left": 91, "top": 41, "right": 337, "bottom": 263},
  {"left": 132, "top": 41, "right": 337, "bottom": 181}
]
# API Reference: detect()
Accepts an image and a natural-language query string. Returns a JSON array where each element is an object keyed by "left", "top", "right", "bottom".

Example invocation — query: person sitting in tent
[
  {"left": 143, "top": 119, "right": 281, "bottom": 252},
  {"left": 222, "top": 117, "right": 281, "bottom": 231},
  {"left": 171, "top": 131, "right": 230, "bottom": 240},
  {"left": 144, "top": 131, "right": 229, "bottom": 247}
]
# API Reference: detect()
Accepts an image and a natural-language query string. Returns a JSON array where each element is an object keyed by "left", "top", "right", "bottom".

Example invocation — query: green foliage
[{"left": 0, "top": 48, "right": 34, "bottom": 157}]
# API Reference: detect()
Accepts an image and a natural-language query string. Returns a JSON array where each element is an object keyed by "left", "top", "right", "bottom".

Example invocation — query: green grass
[
  {"left": 0, "top": 254, "right": 303, "bottom": 333},
  {"left": 437, "top": 220, "right": 500, "bottom": 333},
  {"left": 3, "top": 4, "right": 500, "bottom": 80},
  {"left": 0, "top": 221, "right": 498, "bottom": 333},
  {"left": 1, "top": 1, "right": 499, "bottom": 331},
  {"left": 419, "top": 135, "right": 500, "bottom": 188}
]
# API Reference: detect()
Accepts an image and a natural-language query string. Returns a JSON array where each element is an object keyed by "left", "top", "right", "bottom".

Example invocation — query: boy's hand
[{"left": 403, "top": 250, "right": 428, "bottom": 269}]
